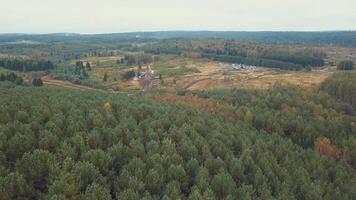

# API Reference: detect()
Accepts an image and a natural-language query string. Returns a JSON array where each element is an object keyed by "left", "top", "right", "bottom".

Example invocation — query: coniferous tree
[
  {"left": 86, "top": 62, "right": 91, "bottom": 71},
  {"left": 337, "top": 60, "right": 354, "bottom": 70},
  {"left": 32, "top": 78, "right": 43, "bottom": 87}
]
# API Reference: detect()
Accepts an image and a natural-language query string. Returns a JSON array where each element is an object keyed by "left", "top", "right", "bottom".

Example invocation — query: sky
[{"left": 0, "top": 0, "right": 355, "bottom": 33}]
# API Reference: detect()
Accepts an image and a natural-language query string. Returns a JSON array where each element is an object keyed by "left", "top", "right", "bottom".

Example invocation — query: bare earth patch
[{"left": 160, "top": 60, "right": 336, "bottom": 91}]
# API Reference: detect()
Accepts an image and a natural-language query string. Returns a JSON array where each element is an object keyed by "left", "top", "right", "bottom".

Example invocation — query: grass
[
  {"left": 158, "top": 66, "right": 201, "bottom": 76},
  {"left": 153, "top": 56, "right": 203, "bottom": 76}
]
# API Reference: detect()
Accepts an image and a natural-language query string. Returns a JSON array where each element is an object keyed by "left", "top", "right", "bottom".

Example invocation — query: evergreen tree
[
  {"left": 86, "top": 62, "right": 91, "bottom": 71},
  {"left": 32, "top": 78, "right": 43, "bottom": 87}
]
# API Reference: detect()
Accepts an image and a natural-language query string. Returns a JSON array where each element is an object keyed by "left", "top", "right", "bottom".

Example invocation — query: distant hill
[{"left": 1, "top": 31, "right": 356, "bottom": 47}]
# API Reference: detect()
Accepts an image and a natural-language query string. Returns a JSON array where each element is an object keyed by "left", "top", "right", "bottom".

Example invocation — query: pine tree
[
  {"left": 86, "top": 62, "right": 91, "bottom": 71},
  {"left": 32, "top": 78, "right": 43, "bottom": 87}
]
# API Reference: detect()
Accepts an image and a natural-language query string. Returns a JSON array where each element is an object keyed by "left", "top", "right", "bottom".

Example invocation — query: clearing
[
  {"left": 42, "top": 76, "right": 95, "bottom": 91},
  {"left": 157, "top": 59, "right": 335, "bottom": 91},
  {"left": 67, "top": 55, "right": 336, "bottom": 92}
]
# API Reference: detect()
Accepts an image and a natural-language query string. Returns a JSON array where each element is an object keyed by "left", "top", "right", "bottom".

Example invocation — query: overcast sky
[{"left": 0, "top": 0, "right": 355, "bottom": 33}]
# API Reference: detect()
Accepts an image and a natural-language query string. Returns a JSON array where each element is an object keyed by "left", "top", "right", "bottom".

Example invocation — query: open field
[
  {"left": 181, "top": 67, "right": 335, "bottom": 91},
  {"left": 64, "top": 45, "right": 356, "bottom": 93},
  {"left": 69, "top": 55, "right": 336, "bottom": 92},
  {"left": 157, "top": 59, "right": 336, "bottom": 91},
  {"left": 89, "top": 65, "right": 142, "bottom": 91}
]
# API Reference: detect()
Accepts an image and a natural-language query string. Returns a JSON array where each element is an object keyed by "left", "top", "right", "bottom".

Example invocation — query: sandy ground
[{"left": 165, "top": 62, "right": 335, "bottom": 91}]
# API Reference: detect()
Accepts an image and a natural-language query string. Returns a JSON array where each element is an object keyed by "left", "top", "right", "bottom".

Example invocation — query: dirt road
[
  {"left": 183, "top": 78, "right": 212, "bottom": 89},
  {"left": 42, "top": 76, "right": 95, "bottom": 91}
]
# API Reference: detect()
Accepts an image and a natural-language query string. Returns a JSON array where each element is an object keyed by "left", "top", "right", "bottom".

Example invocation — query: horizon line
[{"left": 1, "top": 29, "right": 356, "bottom": 35}]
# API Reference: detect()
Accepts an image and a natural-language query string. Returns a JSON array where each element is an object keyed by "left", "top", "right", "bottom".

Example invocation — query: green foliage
[
  {"left": 103, "top": 73, "right": 108, "bottom": 82},
  {"left": 74, "top": 61, "right": 89, "bottom": 79},
  {"left": 32, "top": 78, "right": 43, "bottom": 87},
  {"left": 337, "top": 60, "right": 354, "bottom": 70},
  {"left": 0, "top": 72, "right": 24, "bottom": 85},
  {"left": 320, "top": 71, "right": 356, "bottom": 109},
  {"left": 0, "top": 87, "right": 355, "bottom": 199},
  {"left": 0, "top": 57, "right": 54, "bottom": 72},
  {"left": 82, "top": 183, "right": 112, "bottom": 200},
  {"left": 189, "top": 84, "right": 356, "bottom": 168},
  {"left": 141, "top": 39, "right": 326, "bottom": 70},
  {"left": 211, "top": 171, "right": 237, "bottom": 198},
  {"left": 145, "top": 168, "right": 164, "bottom": 195},
  {"left": 0, "top": 172, "right": 31, "bottom": 200},
  {"left": 123, "top": 70, "right": 136, "bottom": 80},
  {"left": 15, "top": 150, "right": 57, "bottom": 192},
  {"left": 85, "top": 62, "right": 91, "bottom": 71},
  {"left": 117, "top": 189, "right": 140, "bottom": 200},
  {"left": 202, "top": 53, "right": 308, "bottom": 70},
  {"left": 124, "top": 53, "right": 153, "bottom": 66}
]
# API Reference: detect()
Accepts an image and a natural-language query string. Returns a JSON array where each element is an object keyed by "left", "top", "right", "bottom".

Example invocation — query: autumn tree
[{"left": 314, "top": 137, "right": 342, "bottom": 159}]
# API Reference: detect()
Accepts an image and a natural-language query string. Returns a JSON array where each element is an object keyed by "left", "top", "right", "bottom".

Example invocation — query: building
[{"left": 231, "top": 64, "right": 256, "bottom": 70}]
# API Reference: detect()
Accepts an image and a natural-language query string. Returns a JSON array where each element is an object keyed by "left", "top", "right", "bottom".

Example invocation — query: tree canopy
[
  {"left": 0, "top": 57, "right": 55, "bottom": 72},
  {"left": 0, "top": 86, "right": 355, "bottom": 199}
]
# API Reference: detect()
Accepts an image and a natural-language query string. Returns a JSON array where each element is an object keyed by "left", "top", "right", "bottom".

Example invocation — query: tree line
[
  {"left": 320, "top": 71, "right": 356, "bottom": 109},
  {"left": 0, "top": 57, "right": 55, "bottom": 72},
  {"left": 337, "top": 60, "right": 354, "bottom": 70},
  {"left": 74, "top": 61, "right": 91, "bottom": 79},
  {"left": 140, "top": 39, "right": 326, "bottom": 70},
  {"left": 0, "top": 72, "right": 43, "bottom": 87},
  {"left": 200, "top": 43, "right": 325, "bottom": 70},
  {"left": 201, "top": 53, "right": 308, "bottom": 70},
  {"left": 0, "top": 72, "right": 24, "bottom": 85},
  {"left": 122, "top": 54, "right": 154, "bottom": 66}
]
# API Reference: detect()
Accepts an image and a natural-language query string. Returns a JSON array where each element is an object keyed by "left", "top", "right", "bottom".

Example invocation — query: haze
[{"left": 0, "top": 0, "right": 355, "bottom": 33}]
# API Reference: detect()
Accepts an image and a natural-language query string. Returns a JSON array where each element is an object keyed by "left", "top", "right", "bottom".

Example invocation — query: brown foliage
[{"left": 314, "top": 137, "right": 342, "bottom": 159}]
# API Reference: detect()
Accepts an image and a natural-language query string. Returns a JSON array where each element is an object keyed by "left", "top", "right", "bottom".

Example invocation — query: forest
[
  {"left": 187, "top": 84, "right": 356, "bottom": 165},
  {"left": 0, "top": 72, "right": 24, "bottom": 85},
  {"left": 0, "top": 57, "right": 54, "bottom": 72},
  {"left": 1, "top": 31, "right": 356, "bottom": 47},
  {"left": 320, "top": 71, "right": 356, "bottom": 109},
  {"left": 0, "top": 86, "right": 355, "bottom": 200},
  {"left": 0, "top": 32, "right": 355, "bottom": 200},
  {"left": 139, "top": 39, "right": 326, "bottom": 70}
]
